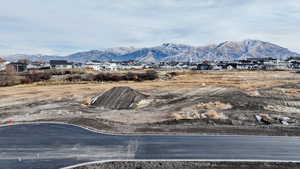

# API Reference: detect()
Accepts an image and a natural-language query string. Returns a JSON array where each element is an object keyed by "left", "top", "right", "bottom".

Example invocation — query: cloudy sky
[{"left": 0, "top": 0, "right": 300, "bottom": 55}]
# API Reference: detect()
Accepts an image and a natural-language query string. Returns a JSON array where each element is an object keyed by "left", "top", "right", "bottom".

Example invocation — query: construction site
[{"left": 1, "top": 70, "right": 300, "bottom": 136}]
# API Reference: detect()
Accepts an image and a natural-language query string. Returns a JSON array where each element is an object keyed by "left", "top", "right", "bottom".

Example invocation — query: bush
[
  {"left": 47, "top": 69, "right": 85, "bottom": 75},
  {"left": 22, "top": 72, "right": 52, "bottom": 83},
  {"left": 93, "top": 73, "right": 125, "bottom": 81},
  {"left": 65, "top": 75, "right": 83, "bottom": 81},
  {"left": 125, "top": 72, "right": 139, "bottom": 81},
  {"left": 62, "top": 71, "right": 158, "bottom": 82},
  {"left": 167, "top": 72, "right": 178, "bottom": 77},
  {"left": 0, "top": 74, "right": 22, "bottom": 87},
  {"left": 0, "top": 72, "right": 52, "bottom": 87},
  {"left": 141, "top": 70, "right": 158, "bottom": 80},
  {"left": 83, "top": 73, "right": 96, "bottom": 81}
]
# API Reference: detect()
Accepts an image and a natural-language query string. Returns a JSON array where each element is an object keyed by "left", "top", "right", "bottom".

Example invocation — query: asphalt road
[{"left": 1, "top": 123, "right": 300, "bottom": 169}]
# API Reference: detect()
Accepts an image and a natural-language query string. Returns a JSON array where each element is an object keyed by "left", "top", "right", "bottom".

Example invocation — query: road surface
[{"left": 0, "top": 123, "right": 300, "bottom": 169}]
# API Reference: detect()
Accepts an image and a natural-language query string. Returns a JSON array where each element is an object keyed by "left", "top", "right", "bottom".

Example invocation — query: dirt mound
[
  {"left": 201, "top": 110, "right": 227, "bottom": 120},
  {"left": 193, "top": 101, "right": 232, "bottom": 110},
  {"left": 208, "top": 88, "right": 265, "bottom": 110},
  {"left": 173, "top": 110, "right": 227, "bottom": 121},
  {"left": 91, "top": 86, "right": 148, "bottom": 109}
]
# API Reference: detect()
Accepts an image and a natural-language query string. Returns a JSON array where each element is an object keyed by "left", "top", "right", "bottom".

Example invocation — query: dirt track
[{"left": 1, "top": 70, "right": 300, "bottom": 136}]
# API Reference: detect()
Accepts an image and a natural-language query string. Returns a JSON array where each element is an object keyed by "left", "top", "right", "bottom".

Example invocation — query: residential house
[
  {"left": 83, "top": 61, "right": 115, "bottom": 71},
  {"left": 0, "top": 58, "right": 9, "bottom": 71},
  {"left": 289, "top": 60, "right": 300, "bottom": 69},
  {"left": 106, "top": 62, "right": 118, "bottom": 71},
  {"left": 27, "top": 61, "right": 51, "bottom": 72},
  {"left": 5, "top": 62, "right": 27, "bottom": 73},
  {"left": 219, "top": 63, "right": 237, "bottom": 70},
  {"left": 235, "top": 60, "right": 253, "bottom": 70},
  {"left": 197, "top": 63, "right": 213, "bottom": 70},
  {"left": 50, "top": 60, "right": 73, "bottom": 69},
  {"left": 286, "top": 57, "right": 300, "bottom": 69},
  {"left": 263, "top": 60, "right": 288, "bottom": 70},
  {"left": 84, "top": 62, "right": 102, "bottom": 71},
  {"left": 211, "top": 64, "right": 222, "bottom": 70},
  {"left": 286, "top": 56, "right": 300, "bottom": 62}
]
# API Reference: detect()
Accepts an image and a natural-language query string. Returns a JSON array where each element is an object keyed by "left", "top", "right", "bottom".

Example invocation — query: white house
[
  {"left": 0, "top": 58, "right": 9, "bottom": 71},
  {"left": 83, "top": 62, "right": 103, "bottom": 71},
  {"left": 264, "top": 60, "right": 288, "bottom": 70},
  {"left": 83, "top": 62, "right": 120, "bottom": 71}
]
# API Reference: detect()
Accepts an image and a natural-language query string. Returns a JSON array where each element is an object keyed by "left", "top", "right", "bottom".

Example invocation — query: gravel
[{"left": 91, "top": 87, "right": 147, "bottom": 110}]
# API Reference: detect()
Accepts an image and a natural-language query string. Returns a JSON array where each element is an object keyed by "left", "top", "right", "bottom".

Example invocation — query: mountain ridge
[{"left": 2, "top": 40, "right": 299, "bottom": 62}]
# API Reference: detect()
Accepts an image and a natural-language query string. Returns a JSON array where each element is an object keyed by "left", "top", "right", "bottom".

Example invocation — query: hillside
[{"left": 2, "top": 40, "right": 299, "bottom": 62}]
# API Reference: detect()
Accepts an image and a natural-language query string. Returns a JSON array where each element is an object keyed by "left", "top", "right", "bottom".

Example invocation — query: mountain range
[{"left": 2, "top": 40, "right": 300, "bottom": 62}]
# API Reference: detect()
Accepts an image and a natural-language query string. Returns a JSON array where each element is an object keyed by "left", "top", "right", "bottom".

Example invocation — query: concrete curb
[{"left": 61, "top": 159, "right": 300, "bottom": 169}]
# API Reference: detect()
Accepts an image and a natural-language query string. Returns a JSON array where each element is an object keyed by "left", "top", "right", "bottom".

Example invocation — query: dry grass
[
  {"left": 173, "top": 112, "right": 199, "bottom": 120},
  {"left": 172, "top": 70, "right": 300, "bottom": 89},
  {"left": 173, "top": 101, "right": 231, "bottom": 121},
  {"left": 201, "top": 110, "right": 227, "bottom": 120},
  {"left": 173, "top": 110, "right": 227, "bottom": 120},
  {"left": 193, "top": 101, "right": 232, "bottom": 110},
  {"left": 0, "top": 70, "right": 299, "bottom": 109}
]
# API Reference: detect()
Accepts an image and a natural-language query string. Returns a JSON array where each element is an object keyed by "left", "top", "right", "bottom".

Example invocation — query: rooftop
[{"left": 50, "top": 60, "right": 73, "bottom": 65}]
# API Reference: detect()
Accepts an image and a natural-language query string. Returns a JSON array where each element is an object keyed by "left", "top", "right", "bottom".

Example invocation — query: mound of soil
[
  {"left": 208, "top": 88, "right": 265, "bottom": 110},
  {"left": 194, "top": 101, "right": 232, "bottom": 110},
  {"left": 91, "top": 86, "right": 148, "bottom": 109}
]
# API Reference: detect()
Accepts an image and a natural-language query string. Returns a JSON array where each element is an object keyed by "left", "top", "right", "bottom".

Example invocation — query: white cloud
[{"left": 0, "top": 0, "right": 299, "bottom": 55}]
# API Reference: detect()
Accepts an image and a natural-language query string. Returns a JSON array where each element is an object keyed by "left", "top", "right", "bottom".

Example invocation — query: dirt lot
[{"left": 1, "top": 70, "right": 300, "bottom": 136}]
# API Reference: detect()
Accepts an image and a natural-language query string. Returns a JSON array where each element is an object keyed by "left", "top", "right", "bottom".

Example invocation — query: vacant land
[
  {"left": 1, "top": 70, "right": 300, "bottom": 135},
  {"left": 72, "top": 161, "right": 300, "bottom": 169}
]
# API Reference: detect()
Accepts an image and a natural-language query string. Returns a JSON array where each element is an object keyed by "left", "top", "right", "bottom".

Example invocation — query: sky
[{"left": 0, "top": 0, "right": 300, "bottom": 56}]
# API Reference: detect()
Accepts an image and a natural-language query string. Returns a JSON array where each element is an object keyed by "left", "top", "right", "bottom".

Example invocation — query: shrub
[
  {"left": 167, "top": 72, "right": 178, "bottom": 77},
  {"left": 65, "top": 75, "right": 83, "bottom": 81},
  {"left": 0, "top": 73, "right": 23, "bottom": 87},
  {"left": 92, "top": 72, "right": 124, "bottom": 82},
  {"left": 83, "top": 73, "right": 96, "bottom": 81},
  {"left": 22, "top": 72, "right": 52, "bottom": 83},
  {"left": 62, "top": 71, "right": 158, "bottom": 82},
  {"left": 126, "top": 72, "right": 139, "bottom": 81},
  {"left": 142, "top": 70, "right": 158, "bottom": 80},
  {"left": 47, "top": 69, "right": 85, "bottom": 75}
]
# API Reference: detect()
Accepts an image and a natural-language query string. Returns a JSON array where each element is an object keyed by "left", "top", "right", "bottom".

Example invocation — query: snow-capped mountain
[
  {"left": 2, "top": 54, "right": 62, "bottom": 62},
  {"left": 66, "top": 47, "right": 137, "bottom": 62},
  {"left": 2, "top": 40, "right": 299, "bottom": 62}
]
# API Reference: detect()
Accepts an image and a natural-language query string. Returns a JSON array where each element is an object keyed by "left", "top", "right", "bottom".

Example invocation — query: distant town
[{"left": 1, "top": 57, "right": 300, "bottom": 73}]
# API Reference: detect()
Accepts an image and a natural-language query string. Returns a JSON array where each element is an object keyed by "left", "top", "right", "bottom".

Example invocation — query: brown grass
[
  {"left": 193, "top": 101, "right": 232, "bottom": 110},
  {"left": 173, "top": 110, "right": 226, "bottom": 120},
  {"left": 202, "top": 110, "right": 226, "bottom": 120},
  {"left": 0, "top": 70, "right": 299, "bottom": 108}
]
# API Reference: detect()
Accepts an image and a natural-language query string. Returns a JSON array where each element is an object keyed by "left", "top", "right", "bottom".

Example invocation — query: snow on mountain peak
[{"left": 2, "top": 40, "right": 299, "bottom": 62}]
